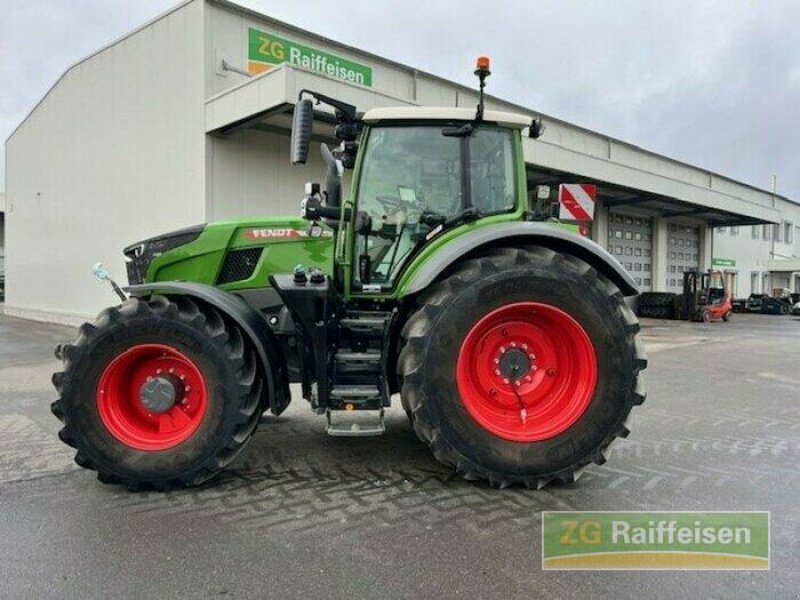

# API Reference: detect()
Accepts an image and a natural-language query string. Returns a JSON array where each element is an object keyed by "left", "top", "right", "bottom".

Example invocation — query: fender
[
  {"left": 401, "top": 222, "right": 639, "bottom": 297},
  {"left": 126, "top": 282, "right": 290, "bottom": 415}
]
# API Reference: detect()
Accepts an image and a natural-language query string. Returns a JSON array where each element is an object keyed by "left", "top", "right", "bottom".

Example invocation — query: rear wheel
[
  {"left": 52, "top": 295, "right": 263, "bottom": 490},
  {"left": 398, "top": 247, "right": 647, "bottom": 488}
]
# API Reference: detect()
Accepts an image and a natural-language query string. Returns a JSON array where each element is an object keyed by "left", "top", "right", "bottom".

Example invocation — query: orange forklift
[{"left": 682, "top": 270, "right": 735, "bottom": 322}]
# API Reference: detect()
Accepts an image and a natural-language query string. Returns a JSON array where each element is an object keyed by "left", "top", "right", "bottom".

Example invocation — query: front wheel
[
  {"left": 398, "top": 247, "right": 647, "bottom": 488},
  {"left": 51, "top": 296, "right": 264, "bottom": 490}
]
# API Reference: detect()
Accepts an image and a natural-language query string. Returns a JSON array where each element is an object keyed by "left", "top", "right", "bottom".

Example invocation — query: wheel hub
[
  {"left": 139, "top": 375, "right": 182, "bottom": 414},
  {"left": 497, "top": 347, "right": 532, "bottom": 380}
]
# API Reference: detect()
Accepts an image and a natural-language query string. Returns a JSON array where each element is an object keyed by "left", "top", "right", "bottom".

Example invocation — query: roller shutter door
[
  {"left": 607, "top": 211, "right": 653, "bottom": 292},
  {"left": 666, "top": 223, "right": 700, "bottom": 293}
]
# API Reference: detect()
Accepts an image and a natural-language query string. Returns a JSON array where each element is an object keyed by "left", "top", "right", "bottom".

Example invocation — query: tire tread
[
  {"left": 51, "top": 295, "right": 263, "bottom": 491},
  {"left": 397, "top": 246, "right": 647, "bottom": 488}
]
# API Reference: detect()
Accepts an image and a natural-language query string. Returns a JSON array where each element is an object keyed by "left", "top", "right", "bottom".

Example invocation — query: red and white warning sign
[{"left": 558, "top": 183, "right": 597, "bottom": 222}]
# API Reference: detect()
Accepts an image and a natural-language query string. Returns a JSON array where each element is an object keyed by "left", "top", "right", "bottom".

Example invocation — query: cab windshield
[{"left": 353, "top": 124, "right": 517, "bottom": 288}]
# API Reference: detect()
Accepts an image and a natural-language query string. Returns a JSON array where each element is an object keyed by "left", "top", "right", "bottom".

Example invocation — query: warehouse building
[
  {"left": 0, "top": 192, "right": 5, "bottom": 301},
  {"left": 712, "top": 209, "right": 800, "bottom": 297},
  {"left": 4, "top": 0, "right": 798, "bottom": 324}
]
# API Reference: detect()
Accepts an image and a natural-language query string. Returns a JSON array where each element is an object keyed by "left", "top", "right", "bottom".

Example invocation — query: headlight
[{"left": 123, "top": 224, "right": 205, "bottom": 284}]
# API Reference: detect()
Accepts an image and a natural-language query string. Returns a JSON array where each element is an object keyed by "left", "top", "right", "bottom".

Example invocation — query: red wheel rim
[
  {"left": 456, "top": 302, "right": 597, "bottom": 442},
  {"left": 96, "top": 344, "right": 209, "bottom": 451}
]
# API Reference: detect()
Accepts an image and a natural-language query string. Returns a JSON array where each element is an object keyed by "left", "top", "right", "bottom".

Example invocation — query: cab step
[
  {"left": 329, "top": 384, "right": 381, "bottom": 404},
  {"left": 334, "top": 350, "right": 382, "bottom": 374},
  {"left": 326, "top": 409, "right": 385, "bottom": 437},
  {"left": 335, "top": 350, "right": 381, "bottom": 363},
  {"left": 339, "top": 312, "right": 392, "bottom": 336}
]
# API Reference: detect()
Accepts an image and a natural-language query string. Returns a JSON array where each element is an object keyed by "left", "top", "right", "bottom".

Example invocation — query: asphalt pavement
[{"left": 0, "top": 311, "right": 798, "bottom": 599}]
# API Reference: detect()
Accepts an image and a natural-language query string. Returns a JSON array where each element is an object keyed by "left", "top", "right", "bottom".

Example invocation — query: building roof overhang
[{"left": 206, "top": 64, "right": 782, "bottom": 228}]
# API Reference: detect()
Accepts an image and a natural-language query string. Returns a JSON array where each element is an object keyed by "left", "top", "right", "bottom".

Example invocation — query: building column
[
  {"left": 594, "top": 200, "right": 608, "bottom": 247},
  {"left": 652, "top": 216, "right": 668, "bottom": 292},
  {"left": 699, "top": 224, "right": 712, "bottom": 271}
]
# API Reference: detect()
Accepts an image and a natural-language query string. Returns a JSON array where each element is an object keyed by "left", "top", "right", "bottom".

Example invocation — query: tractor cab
[
  {"left": 352, "top": 109, "right": 524, "bottom": 291},
  {"left": 290, "top": 58, "right": 543, "bottom": 298}
]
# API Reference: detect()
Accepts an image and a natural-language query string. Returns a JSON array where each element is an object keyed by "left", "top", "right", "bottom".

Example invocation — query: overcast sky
[{"left": 1, "top": 0, "right": 798, "bottom": 198}]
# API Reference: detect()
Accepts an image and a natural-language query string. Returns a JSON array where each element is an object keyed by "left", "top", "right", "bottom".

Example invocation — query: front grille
[
  {"left": 126, "top": 257, "right": 147, "bottom": 286},
  {"left": 216, "top": 248, "right": 263, "bottom": 284}
]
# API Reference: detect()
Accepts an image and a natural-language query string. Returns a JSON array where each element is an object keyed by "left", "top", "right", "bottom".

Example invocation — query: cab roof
[{"left": 361, "top": 106, "right": 532, "bottom": 129}]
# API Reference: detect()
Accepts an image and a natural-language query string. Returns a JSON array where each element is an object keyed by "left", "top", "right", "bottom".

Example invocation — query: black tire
[
  {"left": 639, "top": 292, "right": 675, "bottom": 309},
  {"left": 638, "top": 293, "right": 676, "bottom": 319},
  {"left": 397, "top": 247, "right": 647, "bottom": 488},
  {"left": 638, "top": 305, "right": 673, "bottom": 319},
  {"left": 51, "top": 295, "right": 263, "bottom": 490},
  {"left": 722, "top": 311, "right": 731, "bottom": 322}
]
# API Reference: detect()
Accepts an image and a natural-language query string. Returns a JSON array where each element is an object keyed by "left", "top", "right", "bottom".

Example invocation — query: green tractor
[{"left": 52, "top": 60, "right": 646, "bottom": 490}]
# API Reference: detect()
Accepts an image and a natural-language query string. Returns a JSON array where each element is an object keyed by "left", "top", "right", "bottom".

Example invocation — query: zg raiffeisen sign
[
  {"left": 542, "top": 511, "right": 769, "bottom": 570},
  {"left": 248, "top": 28, "right": 373, "bottom": 87}
]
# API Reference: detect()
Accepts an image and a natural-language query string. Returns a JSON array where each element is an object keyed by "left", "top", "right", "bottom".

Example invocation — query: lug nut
[
  {"left": 495, "top": 369, "right": 501, "bottom": 375},
  {"left": 546, "top": 368, "right": 556, "bottom": 377},
  {"left": 489, "top": 388, "right": 497, "bottom": 396},
  {"left": 503, "top": 378, "right": 510, "bottom": 384}
]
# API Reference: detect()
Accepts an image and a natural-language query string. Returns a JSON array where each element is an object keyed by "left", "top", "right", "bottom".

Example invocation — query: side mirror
[{"left": 290, "top": 99, "right": 314, "bottom": 164}]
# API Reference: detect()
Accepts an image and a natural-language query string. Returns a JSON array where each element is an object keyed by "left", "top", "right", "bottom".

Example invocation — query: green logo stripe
[
  {"left": 248, "top": 28, "right": 373, "bottom": 87},
  {"left": 543, "top": 512, "right": 769, "bottom": 570},
  {"left": 542, "top": 551, "right": 769, "bottom": 570}
]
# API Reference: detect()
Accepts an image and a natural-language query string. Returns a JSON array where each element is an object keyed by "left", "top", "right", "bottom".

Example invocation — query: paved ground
[{"left": 0, "top": 311, "right": 798, "bottom": 598}]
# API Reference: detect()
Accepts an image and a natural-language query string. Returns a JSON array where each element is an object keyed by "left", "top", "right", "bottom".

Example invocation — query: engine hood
[{"left": 128, "top": 217, "right": 335, "bottom": 289}]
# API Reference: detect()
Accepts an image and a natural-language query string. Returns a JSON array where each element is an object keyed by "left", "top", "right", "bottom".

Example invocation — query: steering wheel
[
  {"left": 376, "top": 195, "right": 406, "bottom": 212},
  {"left": 376, "top": 193, "right": 426, "bottom": 224}
]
